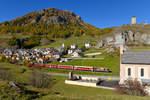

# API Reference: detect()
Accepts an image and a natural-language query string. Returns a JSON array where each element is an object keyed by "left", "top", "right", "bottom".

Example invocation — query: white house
[
  {"left": 71, "top": 44, "right": 77, "bottom": 49},
  {"left": 62, "top": 43, "right": 65, "bottom": 48},
  {"left": 68, "top": 49, "right": 74, "bottom": 54},
  {"left": 53, "top": 54, "right": 60, "bottom": 59},
  {"left": 85, "top": 43, "right": 92, "bottom": 48},
  {"left": 72, "top": 52, "right": 80, "bottom": 58},
  {"left": 120, "top": 45, "right": 150, "bottom": 84}
]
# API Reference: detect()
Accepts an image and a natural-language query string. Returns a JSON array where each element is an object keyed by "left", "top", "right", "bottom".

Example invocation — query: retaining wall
[{"left": 65, "top": 80, "right": 115, "bottom": 90}]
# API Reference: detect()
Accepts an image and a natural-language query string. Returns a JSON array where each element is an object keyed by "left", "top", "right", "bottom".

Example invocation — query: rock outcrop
[
  {"left": 25, "top": 8, "right": 82, "bottom": 25},
  {"left": 97, "top": 27, "right": 150, "bottom": 48}
]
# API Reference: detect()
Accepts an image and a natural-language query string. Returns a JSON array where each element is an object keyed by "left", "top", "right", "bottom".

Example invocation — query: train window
[{"left": 128, "top": 68, "right": 131, "bottom": 76}]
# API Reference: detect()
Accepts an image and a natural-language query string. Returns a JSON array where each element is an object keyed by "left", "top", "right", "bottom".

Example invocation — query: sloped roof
[{"left": 122, "top": 50, "right": 150, "bottom": 64}]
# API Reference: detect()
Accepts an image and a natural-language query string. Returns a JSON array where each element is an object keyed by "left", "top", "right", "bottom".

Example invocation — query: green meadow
[{"left": 0, "top": 63, "right": 149, "bottom": 100}]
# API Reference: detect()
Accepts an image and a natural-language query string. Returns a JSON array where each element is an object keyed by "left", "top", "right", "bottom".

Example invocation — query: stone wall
[{"left": 65, "top": 80, "right": 115, "bottom": 90}]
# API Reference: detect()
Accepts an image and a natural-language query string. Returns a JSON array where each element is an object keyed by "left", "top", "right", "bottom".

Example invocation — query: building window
[
  {"left": 141, "top": 68, "right": 144, "bottom": 77},
  {"left": 128, "top": 68, "right": 131, "bottom": 76}
]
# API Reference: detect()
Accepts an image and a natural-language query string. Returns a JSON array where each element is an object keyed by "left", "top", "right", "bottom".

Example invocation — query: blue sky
[{"left": 0, "top": 0, "right": 150, "bottom": 28}]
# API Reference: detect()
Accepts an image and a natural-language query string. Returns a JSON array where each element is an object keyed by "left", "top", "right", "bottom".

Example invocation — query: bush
[
  {"left": 0, "top": 56, "right": 6, "bottom": 62},
  {"left": 81, "top": 46, "right": 88, "bottom": 52},
  {"left": 22, "top": 60, "right": 31, "bottom": 66},
  {"left": 0, "top": 82, "right": 42, "bottom": 100},
  {"left": 29, "top": 71, "right": 52, "bottom": 88},
  {"left": 0, "top": 69, "right": 13, "bottom": 81},
  {"left": 107, "top": 48, "right": 120, "bottom": 57},
  {"left": 116, "top": 79, "right": 148, "bottom": 96},
  {"left": 8, "top": 36, "right": 20, "bottom": 46},
  {"left": 0, "top": 56, "right": 10, "bottom": 63},
  {"left": 22, "top": 35, "right": 41, "bottom": 49}
]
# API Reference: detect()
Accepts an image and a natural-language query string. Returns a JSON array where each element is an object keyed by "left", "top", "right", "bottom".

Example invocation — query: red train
[
  {"left": 74, "top": 66, "right": 93, "bottom": 72},
  {"left": 29, "top": 63, "right": 110, "bottom": 73}
]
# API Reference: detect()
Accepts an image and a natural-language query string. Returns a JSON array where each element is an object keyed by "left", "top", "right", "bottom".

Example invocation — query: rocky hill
[
  {"left": 1, "top": 8, "right": 150, "bottom": 49},
  {"left": 0, "top": 8, "right": 105, "bottom": 38},
  {"left": 5, "top": 8, "right": 83, "bottom": 25},
  {"left": 96, "top": 24, "right": 150, "bottom": 48}
]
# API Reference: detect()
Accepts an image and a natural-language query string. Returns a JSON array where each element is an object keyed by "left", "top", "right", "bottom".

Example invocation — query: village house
[
  {"left": 68, "top": 49, "right": 73, "bottom": 54},
  {"left": 0, "top": 48, "right": 62, "bottom": 63},
  {"left": 53, "top": 53, "right": 61, "bottom": 59},
  {"left": 60, "top": 58, "right": 72, "bottom": 62},
  {"left": 85, "top": 42, "right": 92, "bottom": 48},
  {"left": 45, "top": 54, "right": 53, "bottom": 58},
  {"left": 120, "top": 45, "right": 150, "bottom": 84},
  {"left": 70, "top": 44, "right": 77, "bottom": 49},
  {"left": 67, "top": 44, "right": 82, "bottom": 58},
  {"left": 37, "top": 58, "right": 44, "bottom": 64},
  {"left": 71, "top": 51, "right": 81, "bottom": 58}
]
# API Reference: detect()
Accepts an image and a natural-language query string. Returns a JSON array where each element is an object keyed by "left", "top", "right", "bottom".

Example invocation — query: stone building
[{"left": 131, "top": 16, "right": 136, "bottom": 24}]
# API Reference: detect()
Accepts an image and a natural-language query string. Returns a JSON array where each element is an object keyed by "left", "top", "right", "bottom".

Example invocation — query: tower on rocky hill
[{"left": 131, "top": 16, "right": 136, "bottom": 24}]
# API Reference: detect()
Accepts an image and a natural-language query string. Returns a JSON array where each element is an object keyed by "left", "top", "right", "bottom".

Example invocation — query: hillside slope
[{"left": 0, "top": 8, "right": 110, "bottom": 38}]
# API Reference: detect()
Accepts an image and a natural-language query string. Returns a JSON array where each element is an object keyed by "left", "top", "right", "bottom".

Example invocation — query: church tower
[{"left": 131, "top": 16, "right": 136, "bottom": 24}]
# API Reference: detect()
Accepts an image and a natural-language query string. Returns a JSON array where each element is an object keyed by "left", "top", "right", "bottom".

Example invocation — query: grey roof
[{"left": 122, "top": 50, "right": 150, "bottom": 64}]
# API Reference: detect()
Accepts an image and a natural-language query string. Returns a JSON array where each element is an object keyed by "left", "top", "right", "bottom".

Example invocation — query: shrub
[
  {"left": 8, "top": 36, "right": 20, "bottom": 46},
  {"left": 0, "top": 56, "right": 7, "bottom": 63},
  {"left": 0, "top": 82, "right": 42, "bottom": 100},
  {"left": 81, "top": 46, "right": 88, "bottom": 52},
  {"left": 116, "top": 79, "right": 148, "bottom": 96},
  {"left": 22, "top": 60, "right": 31, "bottom": 66},
  {"left": 29, "top": 71, "right": 52, "bottom": 88},
  {"left": 22, "top": 35, "right": 41, "bottom": 49},
  {"left": 107, "top": 48, "right": 120, "bottom": 57},
  {"left": 0, "top": 69, "right": 13, "bottom": 81},
  {"left": 0, "top": 56, "right": 13, "bottom": 63}
]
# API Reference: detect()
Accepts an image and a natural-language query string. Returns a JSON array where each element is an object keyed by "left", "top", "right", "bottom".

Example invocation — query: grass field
[
  {"left": 0, "top": 63, "right": 32, "bottom": 84},
  {"left": 45, "top": 51, "right": 120, "bottom": 76},
  {"left": 46, "top": 58, "right": 120, "bottom": 76},
  {"left": 0, "top": 63, "right": 150, "bottom": 100},
  {"left": 38, "top": 76, "right": 150, "bottom": 100},
  {"left": 34, "top": 36, "right": 99, "bottom": 48}
]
